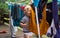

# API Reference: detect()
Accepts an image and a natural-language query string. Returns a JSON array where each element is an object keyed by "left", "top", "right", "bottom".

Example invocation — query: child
[{"left": 20, "top": 5, "right": 33, "bottom": 38}]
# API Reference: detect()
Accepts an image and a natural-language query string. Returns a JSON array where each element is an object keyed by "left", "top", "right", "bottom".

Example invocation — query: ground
[{"left": 0, "top": 24, "right": 24, "bottom": 38}]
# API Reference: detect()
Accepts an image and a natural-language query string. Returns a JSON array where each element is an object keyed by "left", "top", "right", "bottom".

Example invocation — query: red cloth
[
  {"left": 20, "top": 6, "right": 25, "bottom": 10},
  {"left": 0, "top": 30, "right": 7, "bottom": 33}
]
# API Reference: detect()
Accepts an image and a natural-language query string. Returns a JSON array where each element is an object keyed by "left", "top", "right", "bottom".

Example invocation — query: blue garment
[
  {"left": 52, "top": 0, "right": 60, "bottom": 38},
  {"left": 54, "top": 28, "right": 60, "bottom": 38},
  {"left": 8, "top": 3, "right": 13, "bottom": 10},
  {"left": 46, "top": 3, "right": 52, "bottom": 25},
  {"left": 33, "top": 0, "right": 40, "bottom": 7},
  {"left": 8, "top": 4, "right": 24, "bottom": 26},
  {"left": 37, "top": 0, "right": 47, "bottom": 23},
  {"left": 13, "top": 5, "right": 24, "bottom": 26},
  {"left": 52, "top": 0, "right": 59, "bottom": 31}
]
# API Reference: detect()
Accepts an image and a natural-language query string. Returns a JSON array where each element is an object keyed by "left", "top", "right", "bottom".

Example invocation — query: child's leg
[
  {"left": 24, "top": 34, "right": 27, "bottom": 38},
  {"left": 24, "top": 32, "right": 34, "bottom": 38},
  {"left": 24, "top": 34, "right": 32, "bottom": 38}
]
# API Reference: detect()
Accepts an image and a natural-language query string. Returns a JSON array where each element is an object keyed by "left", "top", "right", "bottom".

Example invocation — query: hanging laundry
[
  {"left": 11, "top": 4, "right": 24, "bottom": 26},
  {"left": 33, "top": 0, "right": 40, "bottom": 7},
  {"left": 11, "top": 4, "right": 18, "bottom": 26},
  {"left": 37, "top": 0, "right": 42, "bottom": 23},
  {"left": 46, "top": 2, "right": 52, "bottom": 25},
  {"left": 29, "top": 6, "right": 38, "bottom": 35},
  {"left": 52, "top": 0, "right": 60, "bottom": 38},
  {"left": 39, "top": 0, "right": 50, "bottom": 36},
  {"left": 30, "top": 3, "right": 40, "bottom": 36},
  {"left": 40, "top": 5, "right": 49, "bottom": 36},
  {"left": 17, "top": 6, "right": 25, "bottom": 26},
  {"left": 8, "top": 3, "right": 12, "bottom": 10},
  {"left": 37, "top": 0, "right": 47, "bottom": 23},
  {"left": 29, "top": 0, "right": 50, "bottom": 36},
  {"left": 20, "top": 6, "right": 25, "bottom": 10},
  {"left": 11, "top": 4, "right": 18, "bottom": 19},
  {"left": 47, "top": 19, "right": 57, "bottom": 37},
  {"left": 52, "top": 0, "right": 59, "bottom": 32},
  {"left": 30, "top": 3, "right": 35, "bottom": 12}
]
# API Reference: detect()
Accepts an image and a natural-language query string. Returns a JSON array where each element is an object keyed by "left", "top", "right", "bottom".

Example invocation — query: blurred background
[{"left": 0, "top": 0, "right": 60, "bottom": 38}]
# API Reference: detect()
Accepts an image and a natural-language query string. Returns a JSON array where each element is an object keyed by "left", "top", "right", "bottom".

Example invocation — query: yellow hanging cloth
[
  {"left": 29, "top": 5, "right": 49, "bottom": 36},
  {"left": 40, "top": 5, "right": 49, "bottom": 36},
  {"left": 29, "top": 7, "right": 38, "bottom": 35}
]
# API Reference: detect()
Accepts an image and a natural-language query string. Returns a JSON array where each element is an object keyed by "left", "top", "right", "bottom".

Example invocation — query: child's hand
[{"left": 20, "top": 23, "right": 28, "bottom": 28}]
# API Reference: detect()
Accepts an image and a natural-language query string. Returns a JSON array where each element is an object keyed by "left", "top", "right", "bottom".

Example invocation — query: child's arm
[{"left": 20, "top": 22, "right": 28, "bottom": 28}]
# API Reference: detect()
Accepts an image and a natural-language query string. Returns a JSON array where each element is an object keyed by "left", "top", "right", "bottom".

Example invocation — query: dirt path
[{"left": 0, "top": 25, "right": 24, "bottom": 38}]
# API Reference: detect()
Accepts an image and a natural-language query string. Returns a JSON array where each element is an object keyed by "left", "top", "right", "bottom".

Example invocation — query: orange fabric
[
  {"left": 29, "top": 5, "right": 49, "bottom": 36},
  {"left": 40, "top": 5, "right": 49, "bottom": 36},
  {"left": 29, "top": 7, "right": 38, "bottom": 35}
]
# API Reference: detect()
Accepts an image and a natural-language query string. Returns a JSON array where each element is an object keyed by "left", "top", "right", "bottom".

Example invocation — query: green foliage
[
  {"left": 0, "top": 3, "right": 9, "bottom": 14},
  {"left": 48, "top": 0, "right": 52, "bottom": 3},
  {"left": 6, "top": 0, "right": 30, "bottom": 5},
  {"left": 6, "top": 0, "right": 16, "bottom": 2}
]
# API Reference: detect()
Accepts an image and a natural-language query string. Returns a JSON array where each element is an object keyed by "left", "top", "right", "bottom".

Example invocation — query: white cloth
[
  {"left": 24, "top": 32, "right": 37, "bottom": 38},
  {"left": 47, "top": 19, "right": 57, "bottom": 37},
  {"left": 24, "top": 32, "right": 34, "bottom": 36},
  {"left": 10, "top": 16, "right": 18, "bottom": 37}
]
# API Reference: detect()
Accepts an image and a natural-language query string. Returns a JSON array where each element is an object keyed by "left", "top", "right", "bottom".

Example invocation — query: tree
[{"left": 0, "top": 2, "right": 9, "bottom": 21}]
